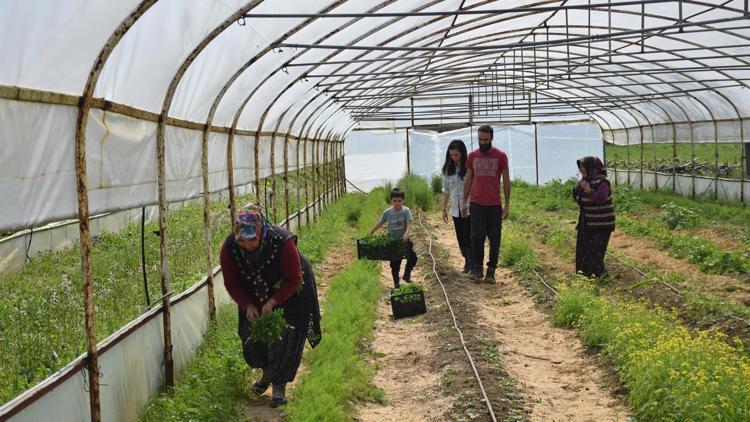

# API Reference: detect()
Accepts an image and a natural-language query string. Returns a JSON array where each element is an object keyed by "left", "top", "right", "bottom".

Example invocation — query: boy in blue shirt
[{"left": 369, "top": 188, "right": 419, "bottom": 288}]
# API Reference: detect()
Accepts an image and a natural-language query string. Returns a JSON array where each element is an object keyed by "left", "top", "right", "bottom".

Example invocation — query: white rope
[{"left": 416, "top": 213, "right": 498, "bottom": 422}]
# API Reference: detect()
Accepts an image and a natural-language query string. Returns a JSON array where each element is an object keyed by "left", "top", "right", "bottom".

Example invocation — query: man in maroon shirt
[{"left": 461, "top": 125, "right": 511, "bottom": 283}]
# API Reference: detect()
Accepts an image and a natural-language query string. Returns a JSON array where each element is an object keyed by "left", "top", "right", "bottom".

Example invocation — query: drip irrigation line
[
  {"left": 345, "top": 178, "right": 367, "bottom": 194},
  {"left": 532, "top": 269, "right": 559, "bottom": 295},
  {"left": 141, "top": 206, "right": 151, "bottom": 307},
  {"left": 25, "top": 227, "right": 33, "bottom": 263},
  {"left": 416, "top": 213, "right": 497, "bottom": 422},
  {"left": 605, "top": 250, "right": 750, "bottom": 328}
]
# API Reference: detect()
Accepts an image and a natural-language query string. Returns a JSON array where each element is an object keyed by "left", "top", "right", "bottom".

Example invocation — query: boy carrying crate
[{"left": 369, "top": 188, "right": 418, "bottom": 289}]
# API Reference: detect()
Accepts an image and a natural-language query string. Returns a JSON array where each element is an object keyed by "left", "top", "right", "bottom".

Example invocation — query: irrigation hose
[
  {"left": 605, "top": 251, "right": 750, "bottom": 329},
  {"left": 416, "top": 213, "right": 498, "bottom": 422},
  {"left": 531, "top": 269, "right": 558, "bottom": 296}
]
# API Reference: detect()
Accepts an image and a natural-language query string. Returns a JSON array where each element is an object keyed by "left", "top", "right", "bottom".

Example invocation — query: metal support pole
[
  {"left": 715, "top": 121, "right": 720, "bottom": 200},
  {"left": 227, "top": 128, "right": 237, "bottom": 224},
  {"left": 639, "top": 126, "right": 644, "bottom": 189},
  {"left": 672, "top": 122, "right": 678, "bottom": 192},
  {"left": 270, "top": 134, "right": 277, "bottom": 223},
  {"left": 156, "top": 114, "right": 174, "bottom": 389},
  {"left": 201, "top": 124, "right": 216, "bottom": 321},
  {"left": 534, "top": 123, "right": 540, "bottom": 186},
  {"left": 283, "top": 133, "right": 291, "bottom": 228},
  {"left": 254, "top": 133, "right": 261, "bottom": 205},
  {"left": 304, "top": 138, "right": 310, "bottom": 226}
]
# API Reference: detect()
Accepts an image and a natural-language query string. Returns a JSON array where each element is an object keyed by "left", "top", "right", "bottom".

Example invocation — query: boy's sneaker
[{"left": 485, "top": 267, "right": 496, "bottom": 284}]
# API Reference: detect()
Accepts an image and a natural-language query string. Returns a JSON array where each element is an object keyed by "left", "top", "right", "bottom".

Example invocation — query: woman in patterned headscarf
[
  {"left": 220, "top": 204, "right": 321, "bottom": 407},
  {"left": 572, "top": 156, "right": 616, "bottom": 278}
]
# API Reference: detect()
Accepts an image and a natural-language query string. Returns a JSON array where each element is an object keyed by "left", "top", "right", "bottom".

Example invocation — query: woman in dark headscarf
[
  {"left": 572, "top": 156, "right": 616, "bottom": 278},
  {"left": 220, "top": 204, "right": 321, "bottom": 407}
]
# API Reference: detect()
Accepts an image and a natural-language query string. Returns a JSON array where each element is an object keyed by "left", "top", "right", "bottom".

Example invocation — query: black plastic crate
[
  {"left": 357, "top": 238, "right": 408, "bottom": 261},
  {"left": 390, "top": 290, "right": 427, "bottom": 319}
]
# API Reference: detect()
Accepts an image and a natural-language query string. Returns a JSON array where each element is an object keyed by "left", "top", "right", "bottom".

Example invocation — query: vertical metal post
[
  {"left": 201, "top": 124, "right": 216, "bottom": 321},
  {"left": 679, "top": 1, "right": 684, "bottom": 32},
  {"left": 254, "top": 133, "right": 261, "bottom": 205},
  {"left": 296, "top": 135, "right": 302, "bottom": 227},
  {"left": 74, "top": 98, "right": 102, "bottom": 422},
  {"left": 283, "top": 133, "right": 291, "bottom": 228},
  {"left": 641, "top": 2, "right": 646, "bottom": 53},
  {"left": 304, "top": 138, "right": 310, "bottom": 225},
  {"left": 714, "top": 121, "right": 720, "bottom": 199},
  {"left": 228, "top": 129, "right": 237, "bottom": 224},
  {"left": 672, "top": 122, "right": 678, "bottom": 192},
  {"left": 409, "top": 97, "right": 414, "bottom": 174},
  {"left": 691, "top": 122, "right": 696, "bottom": 199},
  {"left": 608, "top": 1, "right": 613, "bottom": 63},
  {"left": 652, "top": 127, "right": 658, "bottom": 192},
  {"left": 534, "top": 122, "right": 540, "bottom": 186},
  {"left": 639, "top": 126, "right": 644, "bottom": 189},
  {"left": 270, "top": 134, "right": 277, "bottom": 223},
  {"left": 156, "top": 115, "right": 174, "bottom": 389}
]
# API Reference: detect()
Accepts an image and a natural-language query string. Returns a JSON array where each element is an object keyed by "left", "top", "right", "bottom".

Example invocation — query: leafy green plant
[
  {"left": 391, "top": 283, "right": 424, "bottom": 304},
  {"left": 501, "top": 235, "right": 540, "bottom": 271},
  {"left": 357, "top": 234, "right": 408, "bottom": 261},
  {"left": 393, "top": 174, "right": 433, "bottom": 212},
  {"left": 345, "top": 207, "right": 361, "bottom": 226},
  {"left": 249, "top": 309, "right": 286, "bottom": 344},
  {"left": 660, "top": 202, "right": 699, "bottom": 230}
]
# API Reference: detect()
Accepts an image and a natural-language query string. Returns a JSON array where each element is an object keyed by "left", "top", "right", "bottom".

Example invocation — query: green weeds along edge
[
  {"left": 285, "top": 260, "right": 384, "bottom": 421},
  {"left": 554, "top": 280, "right": 750, "bottom": 421}
]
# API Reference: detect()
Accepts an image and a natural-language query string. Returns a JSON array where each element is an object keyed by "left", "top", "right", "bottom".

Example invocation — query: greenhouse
[{"left": 1, "top": 1, "right": 749, "bottom": 421}]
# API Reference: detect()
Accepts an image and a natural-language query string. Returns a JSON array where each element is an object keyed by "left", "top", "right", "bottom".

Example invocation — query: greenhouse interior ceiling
[{"left": 2, "top": 1, "right": 750, "bottom": 421}]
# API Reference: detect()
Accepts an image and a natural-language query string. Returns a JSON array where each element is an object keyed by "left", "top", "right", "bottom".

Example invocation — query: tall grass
[{"left": 554, "top": 280, "right": 750, "bottom": 421}]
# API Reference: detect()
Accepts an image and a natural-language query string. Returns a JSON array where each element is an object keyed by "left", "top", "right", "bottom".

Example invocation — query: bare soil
[
  {"left": 356, "top": 263, "right": 451, "bottom": 421},
  {"left": 426, "top": 214, "right": 631, "bottom": 422}
]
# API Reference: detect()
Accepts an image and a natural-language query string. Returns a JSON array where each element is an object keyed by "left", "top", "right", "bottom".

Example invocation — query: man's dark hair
[
  {"left": 478, "top": 125, "right": 493, "bottom": 138},
  {"left": 390, "top": 188, "right": 405, "bottom": 199}
]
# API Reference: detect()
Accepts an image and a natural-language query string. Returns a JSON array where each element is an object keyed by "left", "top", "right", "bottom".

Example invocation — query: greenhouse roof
[{"left": 2, "top": 1, "right": 750, "bottom": 231}]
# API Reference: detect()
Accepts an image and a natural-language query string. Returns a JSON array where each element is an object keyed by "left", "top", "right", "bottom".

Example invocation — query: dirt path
[
  {"left": 425, "top": 214, "right": 631, "bottom": 421},
  {"left": 236, "top": 238, "right": 356, "bottom": 421},
  {"left": 356, "top": 263, "right": 450, "bottom": 421}
]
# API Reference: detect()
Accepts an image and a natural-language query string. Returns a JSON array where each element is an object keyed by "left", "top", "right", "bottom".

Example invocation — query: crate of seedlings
[
  {"left": 390, "top": 284, "right": 427, "bottom": 319},
  {"left": 357, "top": 234, "right": 408, "bottom": 261}
]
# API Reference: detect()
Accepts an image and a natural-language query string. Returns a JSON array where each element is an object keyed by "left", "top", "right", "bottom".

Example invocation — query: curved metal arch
[{"left": 71, "top": 2, "right": 158, "bottom": 419}]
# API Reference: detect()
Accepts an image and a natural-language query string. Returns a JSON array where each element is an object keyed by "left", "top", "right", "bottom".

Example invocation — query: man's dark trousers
[{"left": 469, "top": 203, "right": 502, "bottom": 271}]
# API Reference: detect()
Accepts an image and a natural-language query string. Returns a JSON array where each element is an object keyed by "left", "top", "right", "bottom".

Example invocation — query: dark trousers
[
  {"left": 237, "top": 310, "right": 307, "bottom": 384},
  {"left": 575, "top": 225, "right": 612, "bottom": 278},
  {"left": 390, "top": 240, "right": 418, "bottom": 287},
  {"left": 452, "top": 216, "right": 472, "bottom": 262},
  {"left": 469, "top": 203, "right": 502, "bottom": 270}
]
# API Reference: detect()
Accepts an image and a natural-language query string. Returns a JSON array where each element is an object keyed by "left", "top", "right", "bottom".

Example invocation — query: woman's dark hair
[{"left": 442, "top": 139, "right": 468, "bottom": 178}]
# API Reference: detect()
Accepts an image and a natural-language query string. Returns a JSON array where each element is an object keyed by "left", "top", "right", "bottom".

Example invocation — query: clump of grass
[
  {"left": 554, "top": 280, "right": 750, "bottom": 421},
  {"left": 660, "top": 202, "right": 699, "bottom": 230},
  {"left": 345, "top": 207, "right": 361, "bottom": 226},
  {"left": 501, "top": 234, "right": 539, "bottom": 271},
  {"left": 430, "top": 174, "right": 443, "bottom": 195},
  {"left": 286, "top": 260, "right": 384, "bottom": 421},
  {"left": 393, "top": 174, "right": 433, "bottom": 212}
]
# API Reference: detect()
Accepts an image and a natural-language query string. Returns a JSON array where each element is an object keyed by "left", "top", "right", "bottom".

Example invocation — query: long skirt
[
  {"left": 575, "top": 225, "right": 612, "bottom": 278},
  {"left": 237, "top": 312, "right": 307, "bottom": 384}
]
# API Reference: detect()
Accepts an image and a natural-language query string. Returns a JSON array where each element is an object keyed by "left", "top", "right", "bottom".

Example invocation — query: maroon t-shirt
[{"left": 466, "top": 147, "right": 508, "bottom": 206}]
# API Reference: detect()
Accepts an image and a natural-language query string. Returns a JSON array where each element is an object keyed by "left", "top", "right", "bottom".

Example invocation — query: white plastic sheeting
[
  {"left": 344, "top": 131, "right": 407, "bottom": 192},
  {"left": 407, "top": 123, "right": 603, "bottom": 184},
  {"left": 613, "top": 169, "right": 749, "bottom": 204}
]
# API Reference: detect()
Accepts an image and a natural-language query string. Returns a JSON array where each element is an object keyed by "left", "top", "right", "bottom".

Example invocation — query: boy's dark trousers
[
  {"left": 390, "top": 240, "right": 418, "bottom": 287},
  {"left": 469, "top": 203, "right": 502, "bottom": 272}
]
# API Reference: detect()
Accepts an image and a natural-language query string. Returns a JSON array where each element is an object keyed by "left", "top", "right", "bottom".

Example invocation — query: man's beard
[{"left": 479, "top": 142, "right": 492, "bottom": 152}]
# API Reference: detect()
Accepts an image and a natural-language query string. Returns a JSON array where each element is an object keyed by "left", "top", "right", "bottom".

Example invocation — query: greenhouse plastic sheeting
[
  {"left": 613, "top": 169, "right": 749, "bottom": 204},
  {"left": 408, "top": 123, "right": 603, "bottom": 184},
  {"left": 344, "top": 131, "right": 407, "bottom": 192},
  {"left": 2, "top": 270, "right": 232, "bottom": 422}
]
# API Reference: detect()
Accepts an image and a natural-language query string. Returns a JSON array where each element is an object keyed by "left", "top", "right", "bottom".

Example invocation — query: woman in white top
[{"left": 441, "top": 139, "right": 472, "bottom": 273}]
